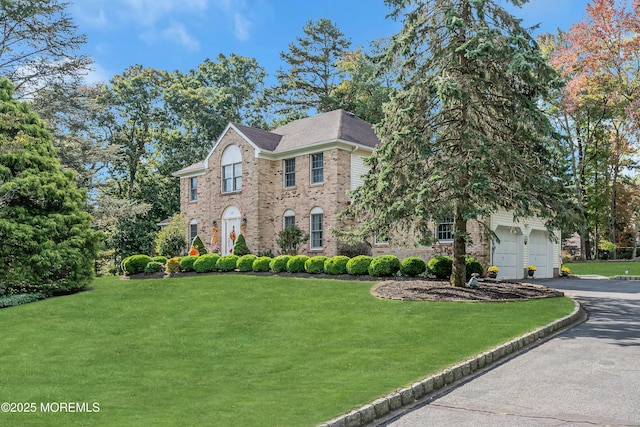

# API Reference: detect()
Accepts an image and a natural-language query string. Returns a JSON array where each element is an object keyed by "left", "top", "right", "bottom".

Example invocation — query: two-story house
[{"left": 174, "top": 109, "right": 561, "bottom": 279}]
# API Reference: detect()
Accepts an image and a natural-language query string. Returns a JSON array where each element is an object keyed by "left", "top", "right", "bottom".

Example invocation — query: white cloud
[
  {"left": 82, "top": 63, "right": 111, "bottom": 86},
  {"left": 162, "top": 23, "right": 201, "bottom": 52},
  {"left": 234, "top": 13, "right": 252, "bottom": 41}
]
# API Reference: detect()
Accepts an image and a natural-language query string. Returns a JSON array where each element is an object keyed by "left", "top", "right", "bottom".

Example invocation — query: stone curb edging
[{"left": 318, "top": 299, "right": 584, "bottom": 427}]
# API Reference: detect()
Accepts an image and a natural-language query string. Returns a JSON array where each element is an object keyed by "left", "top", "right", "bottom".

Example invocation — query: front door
[{"left": 221, "top": 205, "right": 242, "bottom": 255}]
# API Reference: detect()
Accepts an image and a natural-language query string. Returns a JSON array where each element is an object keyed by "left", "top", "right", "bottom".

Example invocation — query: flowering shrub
[
  {"left": 189, "top": 248, "right": 199, "bottom": 256},
  {"left": 488, "top": 265, "right": 500, "bottom": 273},
  {"left": 527, "top": 265, "right": 537, "bottom": 271},
  {"left": 561, "top": 267, "right": 570, "bottom": 273}
]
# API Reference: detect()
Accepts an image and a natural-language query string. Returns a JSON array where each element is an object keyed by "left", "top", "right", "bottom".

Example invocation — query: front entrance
[{"left": 221, "top": 206, "right": 242, "bottom": 255}]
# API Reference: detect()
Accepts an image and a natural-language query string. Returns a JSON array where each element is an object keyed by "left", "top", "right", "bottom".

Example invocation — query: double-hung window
[
  {"left": 283, "top": 210, "right": 296, "bottom": 229},
  {"left": 189, "top": 177, "right": 198, "bottom": 201},
  {"left": 223, "top": 163, "right": 242, "bottom": 193},
  {"left": 284, "top": 158, "right": 296, "bottom": 188},
  {"left": 437, "top": 217, "right": 454, "bottom": 241},
  {"left": 310, "top": 207, "right": 323, "bottom": 250},
  {"left": 311, "top": 153, "right": 323, "bottom": 184}
]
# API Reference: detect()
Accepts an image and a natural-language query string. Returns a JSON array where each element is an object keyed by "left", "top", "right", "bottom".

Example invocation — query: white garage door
[
  {"left": 494, "top": 226, "right": 521, "bottom": 280},
  {"left": 529, "top": 230, "right": 551, "bottom": 278}
]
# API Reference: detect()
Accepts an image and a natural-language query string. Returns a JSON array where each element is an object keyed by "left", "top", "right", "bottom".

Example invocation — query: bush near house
[
  {"left": 179, "top": 255, "right": 199, "bottom": 272},
  {"left": 465, "top": 257, "right": 484, "bottom": 280},
  {"left": 144, "top": 262, "right": 164, "bottom": 274},
  {"left": 252, "top": 256, "right": 272, "bottom": 272},
  {"left": 151, "top": 256, "right": 167, "bottom": 265},
  {"left": 193, "top": 254, "right": 220, "bottom": 273},
  {"left": 428, "top": 255, "right": 453, "bottom": 279},
  {"left": 122, "top": 255, "right": 153, "bottom": 275},
  {"left": 190, "top": 236, "right": 208, "bottom": 255},
  {"left": 400, "top": 257, "right": 426, "bottom": 276},
  {"left": 165, "top": 257, "right": 181, "bottom": 274},
  {"left": 369, "top": 255, "right": 401, "bottom": 277},
  {"left": 324, "top": 256, "right": 350, "bottom": 275},
  {"left": 305, "top": 256, "right": 328, "bottom": 274},
  {"left": 346, "top": 255, "right": 373, "bottom": 275},
  {"left": 216, "top": 255, "right": 239, "bottom": 272},
  {"left": 287, "top": 255, "right": 310, "bottom": 273},
  {"left": 270, "top": 255, "right": 292, "bottom": 273},
  {"left": 237, "top": 254, "right": 257, "bottom": 272},
  {"left": 232, "top": 234, "right": 251, "bottom": 256}
]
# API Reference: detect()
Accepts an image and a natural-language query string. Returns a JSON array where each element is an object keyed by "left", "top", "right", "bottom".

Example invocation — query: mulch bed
[{"left": 372, "top": 280, "right": 564, "bottom": 302}]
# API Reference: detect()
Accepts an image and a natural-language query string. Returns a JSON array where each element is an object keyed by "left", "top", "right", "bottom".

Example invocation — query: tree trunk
[{"left": 451, "top": 204, "right": 467, "bottom": 287}]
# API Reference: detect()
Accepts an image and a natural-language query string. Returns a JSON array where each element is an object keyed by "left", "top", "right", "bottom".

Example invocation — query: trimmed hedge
[
  {"left": 428, "top": 255, "right": 453, "bottom": 279},
  {"left": 151, "top": 256, "right": 167, "bottom": 265},
  {"left": 122, "top": 254, "right": 152, "bottom": 275},
  {"left": 237, "top": 254, "right": 257, "bottom": 272},
  {"left": 287, "top": 255, "right": 310, "bottom": 273},
  {"left": 216, "top": 255, "right": 239, "bottom": 272},
  {"left": 179, "top": 255, "right": 199, "bottom": 272},
  {"left": 400, "top": 257, "right": 426, "bottom": 276},
  {"left": 165, "top": 257, "right": 181, "bottom": 274},
  {"left": 193, "top": 254, "right": 220, "bottom": 273},
  {"left": 465, "top": 257, "right": 484, "bottom": 280},
  {"left": 368, "top": 255, "right": 401, "bottom": 277},
  {"left": 346, "top": 255, "right": 372, "bottom": 275},
  {"left": 252, "top": 256, "right": 272, "bottom": 272},
  {"left": 305, "top": 256, "right": 328, "bottom": 274},
  {"left": 324, "top": 256, "right": 350, "bottom": 275},
  {"left": 144, "top": 261, "right": 164, "bottom": 274},
  {"left": 270, "top": 255, "right": 292, "bottom": 273},
  {"left": 0, "top": 292, "right": 47, "bottom": 308}
]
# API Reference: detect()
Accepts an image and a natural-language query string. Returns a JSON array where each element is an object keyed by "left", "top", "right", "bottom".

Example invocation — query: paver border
[{"left": 319, "top": 299, "right": 585, "bottom": 427}]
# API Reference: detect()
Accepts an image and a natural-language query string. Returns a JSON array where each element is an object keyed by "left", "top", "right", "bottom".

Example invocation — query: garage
[
  {"left": 528, "top": 230, "right": 552, "bottom": 278},
  {"left": 493, "top": 226, "right": 523, "bottom": 280}
]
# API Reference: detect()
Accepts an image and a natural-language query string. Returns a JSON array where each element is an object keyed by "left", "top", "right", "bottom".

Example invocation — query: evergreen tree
[
  {"left": 190, "top": 235, "right": 207, "bottom": 255},
  {"left": 0, "top": 78, "right": 100, "bottom": 294},
  {"left": 232, "top": 234, "right": 250, "bottom": 256},
  {"left": 342, "top": 0, "right": 575, "bottom": 286}
]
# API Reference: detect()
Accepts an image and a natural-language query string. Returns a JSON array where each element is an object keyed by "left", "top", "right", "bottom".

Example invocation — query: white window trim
[
  {"left": 310, "top": 153, "right": 324, "bottom": 185},
  {"left": 189, "top": 177, "right": 198, "bottom": 201},
  {"left": 283, "top": 209, "right": 296, "bottom": 229},
  {"left": 310, "top": 207, "right": 324, "bottom": 250},
  {"left": 374, "top": 231, "right": 389, "bottom": 245},
  {"left": 284, "top": 158, "right": 296, "bottom": 189},
  {"left": 189, "top": 219, "right": 198, "bottom": 243},
  {"left": 222, "top": 162, "right": 242, "bottom": 193}
]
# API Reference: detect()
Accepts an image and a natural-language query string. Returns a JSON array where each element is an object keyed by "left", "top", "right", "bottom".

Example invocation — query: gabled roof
[
  {"left": 270, "top": 109, "right": 380, "bottom": 152},
  {"left": 173, "top": 110, "right": 380, "bottom": 177}
]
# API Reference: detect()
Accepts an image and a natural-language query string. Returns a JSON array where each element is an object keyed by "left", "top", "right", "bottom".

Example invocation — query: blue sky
[{"left": 69, "top": 0, "right": 597, "bottom": 86}]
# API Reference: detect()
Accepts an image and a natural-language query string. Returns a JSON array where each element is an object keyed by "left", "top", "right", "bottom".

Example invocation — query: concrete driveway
[{"left": 381, "top": 278, "right": 640, "bottom": 426}]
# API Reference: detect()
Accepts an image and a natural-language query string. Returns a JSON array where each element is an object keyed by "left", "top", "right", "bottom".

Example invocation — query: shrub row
[{"left": 122, "top": 253, "right": 486, "bottom": 279}]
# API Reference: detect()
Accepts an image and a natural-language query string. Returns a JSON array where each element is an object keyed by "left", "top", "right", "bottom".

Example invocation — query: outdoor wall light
[
  {"left": 241, "top": 217, "right": 247, "bottom": 226},
  {"left": 212, "top": 220, "right": 217, "bottom": 227}
]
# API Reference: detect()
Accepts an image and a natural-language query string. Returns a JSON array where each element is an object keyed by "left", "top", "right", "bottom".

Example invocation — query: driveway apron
[{"left": 382, "top": 278, "right": 640, "bottom": 427}]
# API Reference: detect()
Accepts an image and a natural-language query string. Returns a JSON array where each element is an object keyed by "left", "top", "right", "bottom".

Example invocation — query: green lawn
[
  {"left": 565, "top": 261, "right": 640, "bottom": 277},
  {"left": 0, "top": 275, "right": 574, "bottom": 426}
]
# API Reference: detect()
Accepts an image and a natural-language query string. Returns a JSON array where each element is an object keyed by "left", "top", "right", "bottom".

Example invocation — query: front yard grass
[
  {"left": 564, "top": 261, "right": 640, "bottom": 277},
  {"left": 0, "top": 275, "right": 574, "bottom": 426}
]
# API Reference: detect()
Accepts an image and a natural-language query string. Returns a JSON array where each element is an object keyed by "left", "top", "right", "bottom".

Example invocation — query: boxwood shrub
[
  {"left": 368, "top": 255, "right": 401, "bottom": 277},
  {"left": 193, "top": 254, "right": 220, "bottom": 273},
  {"left": 144, "top": 261, "right": 164, "bottom": 274},
  {"left": 465, "top": 256, "right": 484, "bottom": 280},
  {"left": 287, "top": 255, "right": 310, "bottom": 273},
  {"left": 179, "top": 255, "right": 199, "bottom": 272},
  {"left": 270, "top": 255, "right": 292, "bottom": 273},
  {"left": 121, "top": 254, "right": 152, "bottom": 275},
  {"left": 151, "top": 256, "right": 167, "bottom": 265},
  {"left": 252, "top": 256, "right": 272, "bottom": 272},
  {"left": 305, "top": 256, "right": 328, "bottom": 274},
  {"left": 216, "top": 255, "right": 239, "bottom": 272},
  {"left": 400, "top": 257, "right": 426, "bottom": 276},
  {"left": 428, "top": 255, "right": 453, "bottom": 279},
  {"left": 324, "top": 256, "right": 350, "bottom": 275},
  {"left": 346, "top": 255, "right": 372, "bottom": 275},
  {"left": 165, "top": 257, "right": 181, "bottom": 274},
  {"left": 237, "top": 254, "right": 257, "bottom": 272}
]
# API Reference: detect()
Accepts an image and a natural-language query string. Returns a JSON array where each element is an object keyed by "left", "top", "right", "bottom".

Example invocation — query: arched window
[
  {"left": 283, "top": 209, "right": 295, "bottom": 229},
  {"left": 221, "top": 145, "right": 242, "bottom": 193},
  {"left": 310, "top": 207, "right": 323, "bottom": 250}
]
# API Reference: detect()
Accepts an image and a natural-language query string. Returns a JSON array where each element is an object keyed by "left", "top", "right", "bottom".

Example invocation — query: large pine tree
[
  {"left": 343, "top": 0, "right": 575, "bottom": 286},
  {"left": 0, "top": 78, "right": 100, "bottom": 294}
]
